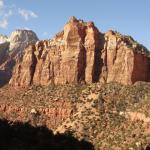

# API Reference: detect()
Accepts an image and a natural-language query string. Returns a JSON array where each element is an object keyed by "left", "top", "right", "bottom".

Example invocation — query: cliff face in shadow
[{"left": 0, "top": 119, "right": 94, "bottom": 150}]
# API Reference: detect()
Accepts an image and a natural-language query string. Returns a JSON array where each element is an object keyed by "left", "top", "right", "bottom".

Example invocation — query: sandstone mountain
[
  {"left": 6, "top": 16, "right": 150, "bottom": 87},
  {"left": 0, "top": 17, "right": 150, "bottom": 150},
  {"left": 0, "top": 30, "right": 38, "bottom": 87},
  {"left": 9, "top": 29, "right": 38, "bottom": 52}
]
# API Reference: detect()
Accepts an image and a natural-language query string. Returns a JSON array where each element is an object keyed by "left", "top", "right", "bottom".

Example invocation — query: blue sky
[{"left": 0, "top": 0, "right": 150, "bottom": 50}]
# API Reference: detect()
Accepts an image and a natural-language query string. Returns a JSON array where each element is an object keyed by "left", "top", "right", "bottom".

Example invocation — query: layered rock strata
[{"left": 2, "top": 17, "right": 150, "bottom": 86}]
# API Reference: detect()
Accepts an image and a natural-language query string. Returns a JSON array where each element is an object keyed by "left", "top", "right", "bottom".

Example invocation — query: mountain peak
[
  {"left": 9, "top": 29, "right": 38, "bottom": 52},
  {"left": 68, "top": 16, "right": 78, "bottom": 23}
]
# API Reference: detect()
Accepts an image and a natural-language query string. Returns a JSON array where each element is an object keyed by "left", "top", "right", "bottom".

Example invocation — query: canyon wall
[
  {"left": 0, "top": 30, "right": 38, "bottom": 87},
  {"left": 1, "top": 17, "right": 150, "bottom": 86}
]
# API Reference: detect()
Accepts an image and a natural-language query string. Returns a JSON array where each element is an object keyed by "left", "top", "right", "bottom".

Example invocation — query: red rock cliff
[{"left": 9, "top": 17, "right": 150, "bottom": 86}]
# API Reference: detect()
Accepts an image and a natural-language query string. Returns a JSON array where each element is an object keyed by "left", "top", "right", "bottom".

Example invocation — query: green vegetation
[
  {"left": 56, "top": 82, "right": 150, "bottom": 150},
  {"left": 0, "top": 82, "right": 150, "bottom": 149}
]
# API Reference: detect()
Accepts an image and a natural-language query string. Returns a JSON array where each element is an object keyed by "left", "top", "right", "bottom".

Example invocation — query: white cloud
[
  {"left": 0, "top": 0, "right": 11, "bottom": 29},
  {"left": 0, "top": 1, "right": 9, "bottom": 28},
  {"left": 0, "top": 0, "right": 4, "bottom": 9},
  {"left": 0, "top": 1, "right": 38, "bottom": 29},
  {"left": 0, "top": 1, "right": 12, "bottom": 29},
  {"left": 18, "top": 8, "right": 38, "bottom": 21},
  {"left": 0, "top": 18, "right": 8, "bottom": 28}
]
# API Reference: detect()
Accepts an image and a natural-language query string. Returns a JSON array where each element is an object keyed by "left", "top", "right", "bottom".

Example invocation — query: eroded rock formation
[
  {"left": 1, "top": 17, "right": 150, "bottom": 86},
  {"left": 10, "top": 17, "right": 105, "bottom": 86},
  {"left": 0, "top": 30, "right": 38, "bottom": 87},
  {"left": 9, "top": 29, "right": 38, "bottom": 52},
  {"left": 101, "top": 31, "right": 150, "bottom": 84}
]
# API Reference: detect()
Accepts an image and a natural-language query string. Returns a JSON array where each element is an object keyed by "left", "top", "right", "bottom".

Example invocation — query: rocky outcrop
[
  {"left": 5, "top": 17, "right": 150, "bottom": 86},
  {"left": 0, "top": 30, "right": 38, "bottom": 87},
  {"left": 0, "top": 42, "right": 9, "bottom": 65},
  {"left": 0, "top": 34, "right": 8, "bottom": 44},
  {"left": 9, "top": 17, "right": 104, "bottom": 86},
  {"left": 100, "top": 31, "right": 150, "bottom": 84},
  {"left": 9, "top": 29, "right": 38, "bottom": 52}
]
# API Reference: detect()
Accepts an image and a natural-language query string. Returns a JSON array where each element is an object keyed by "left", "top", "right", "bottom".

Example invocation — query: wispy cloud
[
  {"left": 0, "top": 0, "right": 4, "bottom": 9},
  {"left": 0, "top": 0, "right": 9, "bottom": 28},
  {"left": 18, "top": 8, "right": 38, "bottom": 21},
  {"left": 0, "top": 18, "right": 8, "bottom": 29},
  {"left": 0, "top": 0, "right": 38, "bottom": 29}
]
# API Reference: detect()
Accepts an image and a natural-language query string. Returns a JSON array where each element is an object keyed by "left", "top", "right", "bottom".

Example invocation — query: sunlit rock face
[
  {"left": 2, "top": 17, "right": 150, "bottom": 87},
  {"left": 9, "top": 17, "right": 104, "bottom": 86},
  {"left": 9, "top": 29, "right": 38, "bottom": 52},
  {"left": 101, "top": 30, "right": 150, "bottom": 85},
  {"left": 0, "top": 30, "right": 38, "bottom": 87}
]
